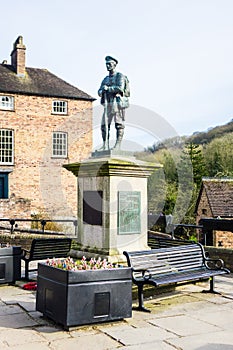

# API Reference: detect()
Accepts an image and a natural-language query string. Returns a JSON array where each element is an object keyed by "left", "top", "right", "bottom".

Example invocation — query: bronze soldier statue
[{"left": 98, "top": 56, "right": 130, "bottom": 150}]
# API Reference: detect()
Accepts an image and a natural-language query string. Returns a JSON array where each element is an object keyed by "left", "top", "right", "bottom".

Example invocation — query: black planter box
[
  {"left": 36, "top": 263, "right": 132, "bottom": 329},
  {"left": 0, "top": 246, "right": 21, "bottom": 284}
]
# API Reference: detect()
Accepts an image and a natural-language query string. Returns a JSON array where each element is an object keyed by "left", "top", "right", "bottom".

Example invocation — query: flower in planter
[{"left": 45, "top": 256, "right": 114, "bottom": 271}]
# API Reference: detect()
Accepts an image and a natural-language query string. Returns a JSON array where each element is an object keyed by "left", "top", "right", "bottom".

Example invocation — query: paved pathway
[{"left": 0, "top": 275, "right": 233, "bottom": 349}]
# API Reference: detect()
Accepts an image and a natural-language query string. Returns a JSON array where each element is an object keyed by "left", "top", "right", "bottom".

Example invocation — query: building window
[
  {"left": 0, "top": 173, "right": 9, "bottom": 199},
  {"left": 0, "top": 96, "right": 14, "bottom": 111},
  {"left": 52, "top": 100, "right": 67, "bottom": 114},
  {"left": 202, "top": 208, "right": 207, "bottom": 215},
  {"left": 0, "top": 129, "right": 14, "bottom": 164},
  {"left": 52, "top": 132, "right": 67, "bottom": 157}
]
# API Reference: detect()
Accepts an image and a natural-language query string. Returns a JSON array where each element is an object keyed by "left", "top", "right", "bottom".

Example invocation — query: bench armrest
[
  {"left": 21, "top": 249, "right": 30, "bottom": 259},
  {"left": 204, "top": 257, "right": 225, "bottom": 270},
  {"left": 132, "top": 267, "right": 151, "bottom": 280}
]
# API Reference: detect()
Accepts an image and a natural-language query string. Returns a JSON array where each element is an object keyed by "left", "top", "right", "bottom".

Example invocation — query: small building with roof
[
  {"left": 196, "top": 178, "right": 233, "bottom": 247},
  {"left": 0, "top": 36, "right": 95, "bottom": 230}
]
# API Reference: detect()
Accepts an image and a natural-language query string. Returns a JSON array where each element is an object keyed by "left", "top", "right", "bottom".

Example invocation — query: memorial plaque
[
  {"left": 83, "top": 191, "right": 103, "bottom": 225},
  {"left": 118, "top": 191, "right": 141, "bottom": 234}
]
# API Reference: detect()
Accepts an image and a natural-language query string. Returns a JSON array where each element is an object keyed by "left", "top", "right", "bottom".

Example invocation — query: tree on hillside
[
  {"left": 146, "top": 150, "right": 179, "bottom": 215},
  {"left": 204, "top": 132, "right": 233, "bottom": 177},
  {"left": 175, "top": 143, "right": 206, "bottom": 225},
  {"left": 145, "top": 136, "right": 186, "bottom": 153},
  {"left": 162, "top": 151, "right": 178, "bottom": 184},
  {"left": 147, "top": 167, "right": 166, "bottom": 214},
  {"left": 181, "top": 142, "right": 207, "bottom": 188}
]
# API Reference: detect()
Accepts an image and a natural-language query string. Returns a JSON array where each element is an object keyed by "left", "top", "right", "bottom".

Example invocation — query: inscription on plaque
[
  {"left": 83, "top": 191, "right": 103, "bottom": 226},
  {"left": 118, "top": 191, "right": 141, "bottom": 234}
]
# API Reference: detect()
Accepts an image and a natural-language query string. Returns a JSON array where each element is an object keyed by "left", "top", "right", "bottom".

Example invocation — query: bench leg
[
  {"left": 133, "top": 284, "right": 151, "bottom": 312},
  {"left": 24, "top": 260, "right": 29, "bottom": 281},
  {"left": 202, "top": 276, "right": 220, "bottom": 294},
  {"left": 210, "top": 276, "right": 214, "bottom": 292}
]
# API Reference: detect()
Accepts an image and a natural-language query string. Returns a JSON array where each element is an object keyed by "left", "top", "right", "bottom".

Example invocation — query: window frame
[
  {"left": 0, "top": 172, "right": 10, "bottom": 199},
  {"left": 52, "top": 100, "right": 68, "bottom": 115},
  {"left": 0, "top": 129, "right": 14, "bottom": 165},
  {"left": 52, "top": 131, "right": 68, "bottom": 158},
  {"left": 0, "top": 95, "right": 14, "bottom": 111}
]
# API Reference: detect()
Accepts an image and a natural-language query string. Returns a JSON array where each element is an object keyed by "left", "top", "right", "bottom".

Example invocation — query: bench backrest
[
  {"left": 124, "top": 244, "right": 205, "bottom": 277},
  {"left": 148, "top": 235, "right": 195, "bottom": 249},
  {"left": 29, "top": 238, "right": 72, "bottom": 260}
]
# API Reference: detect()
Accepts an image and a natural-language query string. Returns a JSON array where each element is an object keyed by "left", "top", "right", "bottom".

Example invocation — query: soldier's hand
[{"left": 103, "top": 85, "right": 109, "bottom": 91}]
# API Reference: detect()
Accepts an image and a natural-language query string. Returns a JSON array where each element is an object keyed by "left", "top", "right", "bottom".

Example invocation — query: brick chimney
[{"left": 11, "top": 36, "right": 26, "bottom": 76}]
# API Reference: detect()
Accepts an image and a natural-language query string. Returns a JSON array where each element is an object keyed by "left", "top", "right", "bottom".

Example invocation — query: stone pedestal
[{"left": 64, "top": 151, "right": 161, "bottom": 262}]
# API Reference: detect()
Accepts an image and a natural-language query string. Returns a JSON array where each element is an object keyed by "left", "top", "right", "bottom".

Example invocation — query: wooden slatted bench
[
  {"left": 123, "top": 243, "right": 230, "bottom": 312},
  {"left": 21, "top": 238, "right": 72, "bottom": 280}
]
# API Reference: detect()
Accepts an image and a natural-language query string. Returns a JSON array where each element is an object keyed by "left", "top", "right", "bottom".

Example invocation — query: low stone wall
[
  {"left": 0, "top": 232, "right": 70, "bottom": 251},
  {"left": 205, "top": 246, "right": 233, "bottom": 272}
]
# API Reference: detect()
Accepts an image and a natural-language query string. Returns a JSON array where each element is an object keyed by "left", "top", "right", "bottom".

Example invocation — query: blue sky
[{"left": 1, "top": 0, "right": 233, "bottom": 148}]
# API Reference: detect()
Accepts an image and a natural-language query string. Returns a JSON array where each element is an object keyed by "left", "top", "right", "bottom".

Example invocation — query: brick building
[
  {"left": 0, "top": 36, "right": 94, "bottom": 229},
  {"left": 196, "top": 178, "right": 233, "bottom": 247}
]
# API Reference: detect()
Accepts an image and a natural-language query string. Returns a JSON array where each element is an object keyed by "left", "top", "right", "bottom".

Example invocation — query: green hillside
[
  {"left": 188, "top": 119, "right": 233, "bottom": 145},
  {"left": 145, "top": 119, "right": 233, "bottom": 153},
  {"left": 138, "top": 118, "right": 233, "bottom": 235}
]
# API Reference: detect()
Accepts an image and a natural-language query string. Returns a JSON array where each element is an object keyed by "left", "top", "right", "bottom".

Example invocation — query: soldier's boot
[{"left": 113, "top": 128, "right": 124, "bottom": 150}]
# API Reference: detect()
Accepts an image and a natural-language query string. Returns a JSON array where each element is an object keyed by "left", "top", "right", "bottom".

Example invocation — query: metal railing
[{"left": 0, "top": 218, "right": 78, "bottom": 235}]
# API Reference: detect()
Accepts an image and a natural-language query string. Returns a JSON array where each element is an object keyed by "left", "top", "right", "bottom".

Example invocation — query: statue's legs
[{"left": 99, "top": 111, "right": 125, "bottom": 151}]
